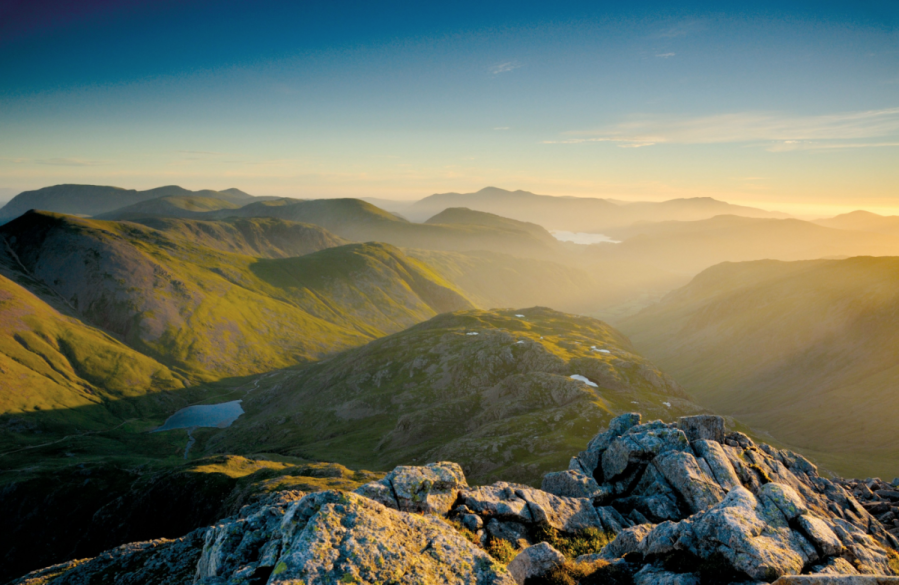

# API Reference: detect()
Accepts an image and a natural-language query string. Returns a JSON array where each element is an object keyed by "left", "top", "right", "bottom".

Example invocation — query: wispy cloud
[
  {"left": 546, "top": 107, "right": 899, "bottom": 150},
  {"left": 490, "top": 61, "right": 521, "bottom": 75},
  {"left": 655, "top": 19, "right": 706, "bottom": 39},
  {"left": 656, "top": 53, "right": 675, "bottom": 58},
  {"left": 4, "top": 157, "right": 109, "bottom": 166}
]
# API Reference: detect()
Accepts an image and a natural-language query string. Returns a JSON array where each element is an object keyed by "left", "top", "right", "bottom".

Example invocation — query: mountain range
[{"left": 618, "top": 256, "right": 899, "bottom": 478}]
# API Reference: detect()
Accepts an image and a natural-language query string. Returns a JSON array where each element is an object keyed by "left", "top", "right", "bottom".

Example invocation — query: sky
[{"left": 0, "top": 0, "right": 897, "bottom": 216}]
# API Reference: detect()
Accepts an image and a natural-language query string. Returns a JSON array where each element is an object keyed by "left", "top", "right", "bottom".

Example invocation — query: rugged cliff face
[{"left": 14, "top": 415, "right": 899, "bottom": 585}]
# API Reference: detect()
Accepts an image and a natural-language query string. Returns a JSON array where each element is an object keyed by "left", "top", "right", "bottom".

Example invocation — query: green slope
[
  {"left": 0, "top": 184, "right": 256, "bottom": 222},
  {"left": 0, "top": 272, "right": 183, "bottom": 417},
  {"left": 203, "top": 198, "right": 561, "bottom": 258},
  {"left": 95, "top": 195, "right": 240, "bottom": 220},
  {"left": 0, "top": 211, "right": 471, "bottom": 381},
  {"left": 125, "top": 217, "right": 349, "bottom": 258},
  {"left": 618, "top": 256, "right": 899, "bottom": 478},
  {"left": 202, "top": 307, "right": 711, "bottom": 484}
]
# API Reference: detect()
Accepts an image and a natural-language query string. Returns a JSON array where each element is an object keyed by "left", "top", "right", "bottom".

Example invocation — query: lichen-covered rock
[
  {"left": 462, "top": 483, "right": 534, "bottom": 524},
  {"left": 356, "top": 461, "right": 467, "bottom": 515},
  {"left": 506, "top": 542, "right": 565, "bottom": 585},
  {"left": 541, "top": 469, "right": 605, "bottom": 499},
  {"left": 514, "top": 487, "right": 604, "bottom": 533},
  {"left": 600, "top": 523, "right": 654, "bottom": 560},
  {"left": 12, "top": 530, "right": 205, "bottom": 585},
  {"left": 271, "top": 491, "right": 513, "bottom": 584},
  {"left": 686, "top": 487, "right": 817, "bottom": 581},
  {"left": 678, "top": 415, "right": 726, "bottom": 443},
  {"left": 797, "top": 515, "right": 844, "bottom": 557},
  {"left": 601, "top": 425, "right": 690, "bottom": 481},
  {"left": 692, "top": 439, "right": 742, "bottom": 491},
  {"left": 633, "top": 564, "right": 700, "bottom": 585},
  {"left": 653, "top": 450, "right": 726, "bottom": 513}
]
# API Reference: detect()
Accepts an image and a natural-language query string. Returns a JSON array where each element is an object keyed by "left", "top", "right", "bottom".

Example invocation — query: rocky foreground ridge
[{"left": 14, "top": 414, "right": 899, "bottom": 585}]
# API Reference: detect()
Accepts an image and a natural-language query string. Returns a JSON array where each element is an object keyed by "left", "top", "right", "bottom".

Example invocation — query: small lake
[
  {"left": 153, "top": 400, "right": 245, "bottom": 432},
  {"left": 551, "top": 231, "right": 619, "bottom": 245}
]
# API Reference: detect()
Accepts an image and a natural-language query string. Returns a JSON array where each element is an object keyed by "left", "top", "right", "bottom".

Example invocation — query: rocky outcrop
[{"left": 12, "top": 415, "right": 899, "bottom": 584}]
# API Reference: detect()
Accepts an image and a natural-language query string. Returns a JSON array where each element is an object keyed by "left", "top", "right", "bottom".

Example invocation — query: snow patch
[
  {"left": 466, "top": 332, "right": 479, "bottom": 336},
  {"left": 515, "top": 314, "right": 525, "bottom": 318},
  {"left": 570, "top": 375, "right": 598, "bottom": 388},
  {"left": 663, "top": 401, "right": 672, "bottom": 407}
]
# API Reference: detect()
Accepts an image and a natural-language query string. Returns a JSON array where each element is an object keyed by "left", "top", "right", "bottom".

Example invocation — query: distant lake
[
  {"left": 551, "top": 231, "right": 619, "bottom": 245},
  {"left": 153, "top": 400, "right": 244, "bottom": 432}
]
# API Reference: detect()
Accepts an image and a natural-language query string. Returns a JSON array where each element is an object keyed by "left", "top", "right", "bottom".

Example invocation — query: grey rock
[
  {"left": 506, "top": 542, "right": 566, "bottom": 585},
  {"left": 770, "top": 577, "right": 899, "bottom": 584},
  {"left": 461, "top": 513, "right": 483, "bottom": 532},
  {"left": 12, "top": 530, "right": 205, "bottom": 585},
  {"left": 760, "top": 482, "right": 810, "bottom": 521},
  {"left": 354, "top": 480, "right": 398, "bottom": 509},
  {"left": 600, "top": 523, "right": 654, "bottom": 559},
  {"left": 692, "top": 439, "right": 742, "bottom": 491},
  {"left": 797, "top": 514, "right": 844, "bottom": 556},
  {"left": 515, "top": 486, "right": 604, "bottom": 533},
  {"left": 678, "top": 415, "right": 726, "bottom": 443},
  {"left": 272, "top": 490, "right": 514, "bottom": 584},
  {"left": 652, "top": 450, "right": 726, "bottom": 513},
  {"left": 633, "top": 564, "right": 700, "bottom": 585},
  {"left": 596, "top": 506, "right": 630, "bottom": 533},
  {"left": 486, "top": 518, "right": 531, "bottom": 547},
  {"left": 587, "top": 412, "right": 642, "bottom": 452},
  {"left": 541, "top": 469, "right": 605, "bottom": 499},
  {"left": 462, "top": 482, "right": 534, "bottom": 523},
  {"left": 602, "top": 426, "right": 690, "bottom": 481},
  {"left": 810, "top": 556, "right": 860, "bottom": 575},
  {"left": 383, "top": 461, "right": 468, "bottom": 515},
  {"left": 688, "top": 487, "right": 813, "bottom": 581}
]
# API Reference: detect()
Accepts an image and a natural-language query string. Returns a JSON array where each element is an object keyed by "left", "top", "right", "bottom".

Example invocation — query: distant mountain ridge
[
  {"left": 0, "top": 184, "right": 258, "bottom": 223},
  {"left": 814, "top": 209, "right": 899, "bottom": 237},
  {"left": 407, "top": 186, "right": 790, "bottom": 230}
]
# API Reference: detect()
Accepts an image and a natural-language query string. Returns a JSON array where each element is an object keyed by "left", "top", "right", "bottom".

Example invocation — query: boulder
[
  {"left": 692, "top": 439, "right": 742, "bottom": 491},
  {"left": 678, "top": 415, "right": 726, "bottom": 443},
  {"left": 652, "top": 450, "right": 726, "bottom": 513},
  {"left": 600, "top": 523, "right": 654, "bottom": 559},
  {"left": 514, "top": 486, "right": 604, "bottom": 533},
  {"left": 687, "top": 487, "right": 816, "bottom": 581},
  {"left": 462, "top": 483, "right": 534, "bottom": 524},
  {"left": 486, "top": 518, "right": 531, "bottom": 548},
  {"left": 390, "top": 461, "right": 468, "bottom": 515},
  {"left": 271, "top": 491, "right": 514, "bottom": 584},
  {"left": 797, "top": 514, "right": 844, "bottom": 557},
  {"left": 601, "top": 426, "right": 690, "bottom": 481},
  {"left": 506, "top": 542, "right": 565, "bottom": 585},
  {"left": 541, "top": 469, "right": 605, "bottom": 499},
  {"left": 633, "top": 564, "right": 700, "bottom": 585}
]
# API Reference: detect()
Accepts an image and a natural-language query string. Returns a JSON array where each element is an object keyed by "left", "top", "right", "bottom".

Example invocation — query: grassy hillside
[
  {"left": 201, "top": 307, "right": 712, "bottom": 484},
  {"left": 203, "top": 198, "right": 562, "bottom": 258},
  {"left": 128, "top": 217, "right": 349, "bottom": 258},
  {"left": 618, "top": 256, "right": 899, "bottom": 478},
  {"left": 0, "top": 184, "right": 256, "bottom": 222},
  {"left": 600, "top": 215, "right": 899, "bottom": 274},
  {"left": 96, "top": 195, "right": 240, "bottom": 220},
  {"left": 0, "top": 272, "right": 184, "bottom": 418},
  {"left": 408, "top": 187, "right": 788, "bottom": 229},
  {"left": 0, "top": 211, "right": 471, "bottom": 381},
  {"left": 814, "top": 210, "right": 899, "bottom": 237}
]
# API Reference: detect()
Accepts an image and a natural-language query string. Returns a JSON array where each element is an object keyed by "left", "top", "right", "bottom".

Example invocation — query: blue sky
[{"left": 1, "top": 1, "right": 897, "bottom": 214}]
